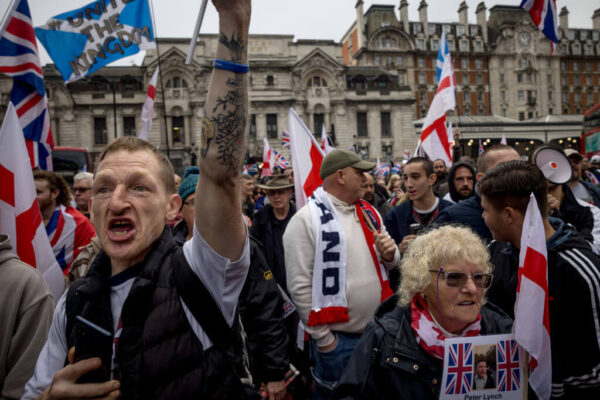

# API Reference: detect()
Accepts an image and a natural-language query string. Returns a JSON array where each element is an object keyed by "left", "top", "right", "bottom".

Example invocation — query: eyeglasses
[
  {"left": 73, "top": 187, "right": 91, "bottom": 193},
  {"left": 429, "top": 269, "right": 493, "bottom": 289}
]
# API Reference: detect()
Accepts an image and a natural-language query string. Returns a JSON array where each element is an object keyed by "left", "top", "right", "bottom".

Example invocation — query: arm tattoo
[{"left": 200, "top": 32, "right": 247, "bottom": 172}]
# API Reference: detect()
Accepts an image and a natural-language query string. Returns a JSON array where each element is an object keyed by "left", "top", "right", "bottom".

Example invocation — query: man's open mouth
[{"left": 108, "top": 218, "right": 136, "bottom": 240}]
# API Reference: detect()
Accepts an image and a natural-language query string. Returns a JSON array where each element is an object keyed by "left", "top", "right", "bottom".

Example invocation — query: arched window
[
  {"left": 166, "top": 76, "right": 188, "bottom": 88},
  {"left": 307, "top": 76, "right": 328, "bottom": 87}
]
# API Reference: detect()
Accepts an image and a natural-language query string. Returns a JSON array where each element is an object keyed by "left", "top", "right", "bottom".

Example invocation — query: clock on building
[{"left": 518, "top": 31, "right": 531, "bottom": 47}]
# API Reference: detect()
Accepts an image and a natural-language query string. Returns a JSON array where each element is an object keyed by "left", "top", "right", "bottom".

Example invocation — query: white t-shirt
[{"left": 23, "top": 224, "right": 249, "bottom": 399}]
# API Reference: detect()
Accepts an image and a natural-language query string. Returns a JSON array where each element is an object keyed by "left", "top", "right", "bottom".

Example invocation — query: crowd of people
[{"left": 2, "top": 1, "right": 600, "bottom": 399}]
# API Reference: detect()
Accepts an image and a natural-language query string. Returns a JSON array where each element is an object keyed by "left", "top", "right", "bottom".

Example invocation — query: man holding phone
[{"left": 23, "top": 1, "right": 252, "bottom": 399}]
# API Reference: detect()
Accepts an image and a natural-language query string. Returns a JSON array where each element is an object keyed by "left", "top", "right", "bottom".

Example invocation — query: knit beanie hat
[{"left": 178, "top": 168, "right": 199, "bottom": 202}]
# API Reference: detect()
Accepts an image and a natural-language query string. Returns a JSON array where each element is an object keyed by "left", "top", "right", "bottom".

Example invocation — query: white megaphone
[{"left": 533, "top": 146, "right": 573, "bottom": 185}]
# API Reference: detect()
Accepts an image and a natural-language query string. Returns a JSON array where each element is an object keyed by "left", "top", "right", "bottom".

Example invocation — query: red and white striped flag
[
  {"left": 420, "top": 32, "right": 455, "bottom": 166},
  {"left": 288, "top": 108, "right": 325, "bottom": 208},
  {"left": 514, "top": 193, "right": 552, "bottom": 400},
  {"left": 0, "top": 103, "right": 64, "bottom": 300},
  {"left": 321, "top": 125, "right": 334, "bottom": 154},
  {"left": 261, "top": 137, "right": 274, "bottom": 177},
  {"left": 139, "top": 67, "right": 159, "bottom": 141}
]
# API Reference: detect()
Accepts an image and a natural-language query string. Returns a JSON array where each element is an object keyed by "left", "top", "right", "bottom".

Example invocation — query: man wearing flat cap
[{"left": 283, "top": 150, "right": 400, "bottom": 399}]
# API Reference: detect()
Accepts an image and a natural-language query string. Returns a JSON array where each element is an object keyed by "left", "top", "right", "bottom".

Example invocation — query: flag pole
[
  {"left": 186, "top": 0, "right": 209, "bottom": 65},
  {"left": 149, "top": 0, "right": 170, "bottom": 158},
  {"left": 0, "top": 0, "right": 16, "bottom": 36}
]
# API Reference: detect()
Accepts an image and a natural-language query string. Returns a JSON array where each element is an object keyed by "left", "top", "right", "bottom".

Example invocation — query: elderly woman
[{"left": 333, "top": 225, "right": 512, "bottom": 400}]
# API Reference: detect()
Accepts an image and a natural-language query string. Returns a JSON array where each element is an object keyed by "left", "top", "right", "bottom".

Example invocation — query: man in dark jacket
[
  {"left": 565, "top": 149, "right": 600, "bottom": 206},
  {"left": 240, "top": 238, "right": 291, "bottom": 400},
  {"left": 443, "top": 161, "right": 475, "bottom": 204},
  {"left": 480, "top": 160, "right": 600, "bottom": 398},
  {"left": 435, "top": 144, "right": 520, "bottom": 242},
  {"left": 24, "top": 2, "right": 253, "bottom": 398},
  {"left": 363, "top": 173, "right": 392, "bottom": 218},
  {"left": 432, "top": 159, "right": 449, "bottom": 197}
]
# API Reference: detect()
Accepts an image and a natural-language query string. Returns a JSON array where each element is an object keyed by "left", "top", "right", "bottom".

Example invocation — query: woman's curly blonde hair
[{"left": 397, "top": 225, "right": 492, "bottom": 306}]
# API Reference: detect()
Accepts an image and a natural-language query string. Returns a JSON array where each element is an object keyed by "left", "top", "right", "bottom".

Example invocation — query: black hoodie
[{"left": 446, "top": 161, "right": 476, "bottom": 203}]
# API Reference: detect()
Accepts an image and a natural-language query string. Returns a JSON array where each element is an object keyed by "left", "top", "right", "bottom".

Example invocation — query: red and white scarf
[
  {"left": 307, "top": 187, "right": 393, "bottom": 326},
  {"left": 410, "top": 294, "right": 481, "bottom": 360}
]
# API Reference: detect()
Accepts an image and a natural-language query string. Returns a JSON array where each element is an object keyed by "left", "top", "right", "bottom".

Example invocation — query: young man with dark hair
[
  {"left": 33, "top": 170, "right": 95, "bottom": 275},
  {"left": 385, "top": 157, "right": 452, "bottom": 254},
  {"left": 479, "top": 160, "right": 600, "bottom": 398},
  {"left": 435, "top": 144, "right": 521, "bottom": 242}
]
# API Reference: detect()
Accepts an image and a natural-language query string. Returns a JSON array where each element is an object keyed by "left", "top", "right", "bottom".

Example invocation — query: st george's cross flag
[
  {"left": 0, "top": 103, "right": 64, "bottom": 300},
  {"left": 520, "top": 0, "right": 558, "bottom": 53},
  {"left": 35, "top": 0, "right": 155, "bottom": 83},
  {"left": 261, "top": 137, "right": 275, "bottom": 177},
  {"left": 420, "top": 32, "right": 455, "bottom": 166},
  {"left": 514, "top": 193, "right": 552, "bottom": 400},
  {"left": 321, "top": 125, "right": 334, "bottom": 154},
  {"left": 288, "top": 108, "right": 325, "bottom": 209},
  {"left": 0, "top": 0, "right": 54, "bottom": 170},
  {"left": 139, "top": 67, "right": 158, "bottom": 140}
]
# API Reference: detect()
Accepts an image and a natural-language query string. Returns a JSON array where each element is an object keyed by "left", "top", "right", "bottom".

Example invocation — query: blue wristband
[{"left": 213, "top": 59, "right": 249, "bottom": 73}]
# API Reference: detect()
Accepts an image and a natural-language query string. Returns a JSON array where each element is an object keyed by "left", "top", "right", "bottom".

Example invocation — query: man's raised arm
[{"left": 195, "top": 0, "right": 250, "bottom": 259}]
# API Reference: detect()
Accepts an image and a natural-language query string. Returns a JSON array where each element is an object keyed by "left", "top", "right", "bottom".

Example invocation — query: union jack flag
[
  {"left": 479, "top": 139, "right": 485, "bottom": 155},
  {"left": 497, "top": 340, "right": 521, "bottom": 392},
  {"left": 444, "top": 343, "right": 473, "bottom": 395},
  {"left": 0, "top": 0, "right": 53, "bottom": 170},
  {"left": 520, "top": 0, "right": 558, "bottom": 53},
  {"left": 281, "top": 129, "right": 290, "bottom": 148},
  {"left": 273, "top": 149, "right": 289, "bottom": 169}
]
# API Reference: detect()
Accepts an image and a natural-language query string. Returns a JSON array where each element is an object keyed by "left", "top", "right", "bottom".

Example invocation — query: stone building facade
[
  {"left": 342, "top": 1, "right": 600, "bottom": 123},
  {"left": 0, "top": 1, "right": 598, "bottom": 169}
]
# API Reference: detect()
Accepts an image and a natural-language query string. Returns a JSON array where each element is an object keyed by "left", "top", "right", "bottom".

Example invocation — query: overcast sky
[{"left": 2, "top": 0, "right": 598, "bottom": 66}]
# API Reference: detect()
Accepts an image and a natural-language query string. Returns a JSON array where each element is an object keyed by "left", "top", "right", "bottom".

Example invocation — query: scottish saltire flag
[
  {"left": 520, "top": 0, "right": 558, "bottom": 53},
  {"left": 444, "top": 343, "right": 473, "bottom": 395},
  {"left": 0, "top": 103, "right": 64, "bottom": 300},
  {"left": 35, "top": 0, "right": 155, "bottom": 83},
  {"left": 497, "top": 340, "right": 522, "bottom": 392},
  {"left": 0, "top": 0, "right": 54, "bottom": 170},
  {"left": 281, "top": 129, "right": 290, "bottom": 148}
]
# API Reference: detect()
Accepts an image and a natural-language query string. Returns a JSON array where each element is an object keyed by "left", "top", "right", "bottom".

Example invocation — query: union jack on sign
[
  {"left": 497, "top": 340, "right": 521, "bottom": 392},
  {"left": 444, "top": 343, "right": 473, "bottom": 395}
]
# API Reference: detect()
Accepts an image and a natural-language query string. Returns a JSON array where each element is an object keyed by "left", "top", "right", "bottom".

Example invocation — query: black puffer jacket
[
  {"left": 66, "top": 228, "right": 249, "bottom": 400},
  {"left": 488, "top": 218, "right": 600, "bottom": 398},
  {"left": 333, "top": 295, "right": 513, "bottom": 400},
  {"left": 240, "top": 238, "right": 290, "bottom": 384}
]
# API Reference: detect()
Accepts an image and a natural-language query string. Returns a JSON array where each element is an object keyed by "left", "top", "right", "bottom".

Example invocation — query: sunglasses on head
[{"left": 429, "top": 268, "right": 493, "bottom": 289}]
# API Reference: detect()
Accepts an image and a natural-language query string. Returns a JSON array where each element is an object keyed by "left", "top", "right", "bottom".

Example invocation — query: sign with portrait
[{"left": 440, "top": 333, "right": 525, "bottom": 400}]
